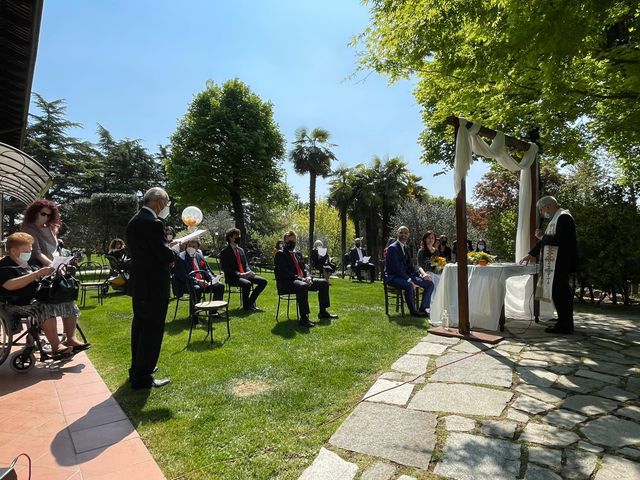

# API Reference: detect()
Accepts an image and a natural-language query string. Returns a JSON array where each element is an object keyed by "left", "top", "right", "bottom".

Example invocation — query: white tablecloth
[{"left": 430, "top": 263, "right": 538, "bottom": 331}]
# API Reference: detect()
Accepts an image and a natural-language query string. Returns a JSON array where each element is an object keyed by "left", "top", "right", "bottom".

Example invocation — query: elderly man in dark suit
[
  {"left": 274, "top": 230, "right": 337, "bottom": 327},
  {"left": 348, "top": 237, "right": 375, "bottom": 282},
  {"left": 384, "top": 225, "right": 434, "bottom": 317},
  {"left": 521, "top": 196, "right": 579, "bottom": 334},
  {"left": 126, "top": 187, "right": 177, "bottom": 389},
  {"left": 219, "top": 227, "right": 268, "bottom": 311}
]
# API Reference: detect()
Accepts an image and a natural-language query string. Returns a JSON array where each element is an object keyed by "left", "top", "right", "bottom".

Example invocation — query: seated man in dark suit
[
  {"left": 173, "top": 238, "right": 225, "bottom": 323},
  {"left": 384, "top": 225, "right": 434, "bottom": 317},
  {"left": 219, "top": 227, "right": 268, "bottom": 311},
  {"left": 274, "top": 230, "right": 337, "bottom": 327},
  {"left": 348, "top": 237, "right": 375, "bottom": 282}
]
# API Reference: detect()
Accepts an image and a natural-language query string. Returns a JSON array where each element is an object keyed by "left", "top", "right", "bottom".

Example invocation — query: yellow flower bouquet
[
  {"left": 467, "top": 251, "right": 494, "bottom": 265},
  {"left": 430, "top": 256, "right": 447, "bottom": 272}
]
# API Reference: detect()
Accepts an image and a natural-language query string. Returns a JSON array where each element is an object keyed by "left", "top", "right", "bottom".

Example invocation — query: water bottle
[{"left": 441, "top": 308, "right": 450, "bottom": 330}]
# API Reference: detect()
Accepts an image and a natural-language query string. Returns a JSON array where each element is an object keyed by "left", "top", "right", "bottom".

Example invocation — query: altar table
[{"left": 430, "top": 263, "right": 538, "bottom": 331}]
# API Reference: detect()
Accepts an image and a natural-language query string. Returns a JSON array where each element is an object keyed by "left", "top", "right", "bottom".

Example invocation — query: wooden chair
[
  {"left": 186, "top": 270, "right": 229, "bottom": 347},
  {"left": 383, "top": 282, "right": 421, "bottom": 317}
]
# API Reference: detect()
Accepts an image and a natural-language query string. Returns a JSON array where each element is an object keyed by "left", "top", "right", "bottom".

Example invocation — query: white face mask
[
  {"left": 19, "top": 252, "right": 31, "bottom": 263},
  {"left": 186, "top": 247, "right": 197, "bottom": 256},
  {"left": 166, "top": 235, "right": 174, "bottom": 241},
  {"left": 158, "top": 205, "right": 170, "bottom": 219},
  {"left": 478, "top": 245, "right": 485, "bottom": 251},
  {"left": 543, "top": 211, "right": 552, "bottom": 219}
]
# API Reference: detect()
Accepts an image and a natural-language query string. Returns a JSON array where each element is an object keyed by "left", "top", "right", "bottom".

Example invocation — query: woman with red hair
[{"left": 21, "top": 199, "right": 62, "bottom": 267}]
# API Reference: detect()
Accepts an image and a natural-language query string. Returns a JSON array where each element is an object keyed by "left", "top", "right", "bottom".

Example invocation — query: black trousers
[
  {"left": 354, "top": 262, "right": 375, "bottom": 282},
  {"left": 552, "top": 270, "right": 574, "bottom": 330},
  {"left": 229, "top": 275, "right": 268, "bottom": 308},
  {"left": 130, "top": 295, "right": 169, "bottom": 388},
  {"left": 278, "top": 278, "right": 330, "bottom": 317}
]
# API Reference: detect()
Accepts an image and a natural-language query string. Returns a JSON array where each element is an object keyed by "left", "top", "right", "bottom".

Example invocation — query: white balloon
[{"left": 181, "top": 206, "right": 203, "bottom": 227}]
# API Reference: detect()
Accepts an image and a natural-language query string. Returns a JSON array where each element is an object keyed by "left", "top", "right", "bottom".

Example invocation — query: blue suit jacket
[
  {"left": 384, "top": 241, "right": 417, "bottom": 283},
  {"left": 172, "top": 251, "right": 216, "bottom": 297}
]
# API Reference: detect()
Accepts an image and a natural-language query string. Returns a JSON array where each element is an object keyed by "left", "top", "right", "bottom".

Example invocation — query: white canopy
[{"left": 0, "top": 142, "right": 51, "bottom": 205}]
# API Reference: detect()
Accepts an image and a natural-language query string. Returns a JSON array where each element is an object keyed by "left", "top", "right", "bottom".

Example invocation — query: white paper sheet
[
  {"left": 177, "top": 229, "right": 207, "bottom": 244},
  {"left": 51, "top": 256, "right": 73, "bottom": 269}
]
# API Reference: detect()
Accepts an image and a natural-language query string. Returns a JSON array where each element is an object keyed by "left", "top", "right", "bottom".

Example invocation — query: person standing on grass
[{"left": 126, "top": 187, "right": 177, "bottom": 389}]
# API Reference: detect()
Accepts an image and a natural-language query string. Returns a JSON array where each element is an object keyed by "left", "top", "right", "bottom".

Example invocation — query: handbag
[{"left": 36, "top": 264, "right": 80, "bottom": 304}]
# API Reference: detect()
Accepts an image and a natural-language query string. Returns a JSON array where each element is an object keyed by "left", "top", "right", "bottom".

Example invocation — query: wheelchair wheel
[
  {"left": 9, "top": 350, "right": 36, "bottom": 373},
  {"left": 0, "top": 316, "right": 12, "bottom": 366}
]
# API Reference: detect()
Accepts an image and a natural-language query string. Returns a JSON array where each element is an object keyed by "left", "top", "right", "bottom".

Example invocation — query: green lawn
[{"left": 80, "top": 273, "right": 429, "bottom": 479}]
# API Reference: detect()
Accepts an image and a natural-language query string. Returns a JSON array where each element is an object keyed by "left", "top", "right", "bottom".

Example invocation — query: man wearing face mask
[
  {"left": 220, "top": 228, "right": 268, "bottom": 311},
  {"left": 520, "top": 196, "right": 579, "bottom": 334},
  {"left": 174, "top": 238, "right": 225, "bottom": 322},
  {"left": 348, "top": 237, "right": 376, "bottom": 282},
  {"left": 274, "top": 231, "right": 337, "bottom": 327},
  {"left": 126, "top": 187, "right": 178, "bottom": 389}
]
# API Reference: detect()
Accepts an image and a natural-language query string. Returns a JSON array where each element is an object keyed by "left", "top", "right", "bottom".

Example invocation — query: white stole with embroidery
[{"left": 536, "top": 208, "right": 571, "bottom": 302}]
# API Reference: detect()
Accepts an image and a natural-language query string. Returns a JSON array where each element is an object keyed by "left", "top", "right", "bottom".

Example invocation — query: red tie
[
  {"left": 234, "top": 247, "right": 245, "bottom": 273},
  {"left": 291, "top": 252, "right": 303, "bottom": 277},
  {"left": 192, "top": 257, "right": 202, "bottom": 280}
]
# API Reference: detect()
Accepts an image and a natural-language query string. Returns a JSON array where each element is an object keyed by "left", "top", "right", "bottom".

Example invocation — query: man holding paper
[
  {"left": 348, "top": 238, "right": 375, "bottom": 282},
  {"left": 220, "top": 228, "right": 268, "bottom": 311}
]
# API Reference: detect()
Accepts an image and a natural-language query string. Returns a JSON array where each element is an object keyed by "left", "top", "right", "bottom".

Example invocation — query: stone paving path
[{"left": 298, "top": 311, "right": 640, "bottom": 479}]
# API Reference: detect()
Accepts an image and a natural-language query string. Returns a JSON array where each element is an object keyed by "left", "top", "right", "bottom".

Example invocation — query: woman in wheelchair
[{"left": 0, "top": 232, "right": 89, "bottom": 358}]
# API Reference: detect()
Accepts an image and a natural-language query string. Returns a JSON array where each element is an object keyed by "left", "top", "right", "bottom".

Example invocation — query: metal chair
[
  {"left": 186, "top": 270, "right": 229, "bottom": 346},
  {"left": 275, "top": 288, "right": 298, "bottom": 322},
  {"left": 76, "top": 261, "right": 108, "bottom": 306}
]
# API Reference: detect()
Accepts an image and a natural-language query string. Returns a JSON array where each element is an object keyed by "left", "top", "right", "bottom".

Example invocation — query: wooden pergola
[{"left": 431, "top": 116, "right": 540, "bottom": 342}]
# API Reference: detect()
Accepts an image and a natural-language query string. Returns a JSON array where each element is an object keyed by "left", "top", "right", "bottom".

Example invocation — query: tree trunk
[
  {"left": 308, "top": 172, "right": 316, "bottom": 257},
  {"left": 229, "top": 182, "right": 247, "bottom": 247},
  {"left": 353, "top": 216, "right": 361, "bottom": 238},
  {"left": 340, "top": 206, "right": 347, "bottom": 276}
]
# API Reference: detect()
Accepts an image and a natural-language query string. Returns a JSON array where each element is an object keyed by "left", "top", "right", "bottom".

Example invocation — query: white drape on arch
[{"left": 454, "top": 117, "right": 554, "bottom": 321}]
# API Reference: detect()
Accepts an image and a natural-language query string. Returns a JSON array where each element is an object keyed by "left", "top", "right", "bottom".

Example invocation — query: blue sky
[{"left": 31, "top": 0, "right": 489, "bottom": 202}]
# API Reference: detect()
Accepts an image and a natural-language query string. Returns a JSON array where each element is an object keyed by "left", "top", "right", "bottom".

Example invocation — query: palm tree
[
  {"left": 289, "top": 127, "right": 337, "bottom": 255},
  {"left": 328, "top": 164, "right": 354, "bottom": 275}
]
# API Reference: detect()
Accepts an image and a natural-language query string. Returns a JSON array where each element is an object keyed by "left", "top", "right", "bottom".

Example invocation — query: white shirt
[{"left": 356, "top": 247, "right": 364, "bottom": 261}]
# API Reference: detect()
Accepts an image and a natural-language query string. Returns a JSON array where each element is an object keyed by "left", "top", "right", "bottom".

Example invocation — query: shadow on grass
[
  {"left": 271, "top": 319, "right": 311, "bottom": 339},
  {"left": 385, "top": 313, "right": 430, "bottom": 330}
]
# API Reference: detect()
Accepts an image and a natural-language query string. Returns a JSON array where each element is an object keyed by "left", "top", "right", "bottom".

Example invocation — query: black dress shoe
[
  {"left": 545, "top": 325, "right": 574, "bottom": 334},
  {"left": 411, "top": 311, "right": 427, "bottom": 317},
  {"left": 153, "top": 366, "right": 159, "bottom": 374},
  {"left": 299, "top": 318, "right": 316, "bottom": 327},
  {"left": 152, "top": 378, "right": 170, "bottom": 388},
  {"left": 318, "top": 311, "right": 338, "bottom": 319}
]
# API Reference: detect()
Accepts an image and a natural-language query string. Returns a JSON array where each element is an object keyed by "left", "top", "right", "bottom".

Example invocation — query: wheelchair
[{"left": 0, "top": 299, "right": 88, "bottom": 374}]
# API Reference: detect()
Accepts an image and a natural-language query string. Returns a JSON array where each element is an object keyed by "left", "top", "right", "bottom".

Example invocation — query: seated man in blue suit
[
  {"left": 173, "top": 238, "right": 225, "bottom": 323},
  {"left": 384, "top": 225, "right": 434, "bottom": 317}
]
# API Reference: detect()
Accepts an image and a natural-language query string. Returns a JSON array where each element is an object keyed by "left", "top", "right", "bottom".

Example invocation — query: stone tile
[
  {"left": 298, "top": 448, "right": 358, "bottom": 480},
  {"left": 329, "top": 402, "right": 436, "bottom": 469},
  {"left": 495, "top": 343, "right": 524, "bottom": 353},
  {"left": 408, "top": 383, "right": 512, "bottom": 417},
  {"left": 578, "top": 441, "right": 603, "bottom": 453},
  {"left": 581, "top": 415, "right": 640, "bottom": 448},
  {"left": 480, "top": 420, "right": 517, "bottom": 439},
  {"left": 524, "top": 464, "right": 562, "bottom": 480},
  {"left": 434, "top": 433, "right": 520, "bottom": 480},
  {"left": 363, "top": 379, "right": 414, "bottom": 406},
  {"left": 396, "top": 476, "right": 417, "bottom": 480},
  {"left": 575, "top": 369, "right": 620, "bottom": 385},
  {"left": 554, "top": 375, "right": 606, "bottom": 394},
  {"left": 582, "top": 359, "right": 634, "bottom": 376},
  {"left": 421, "top": 333, "right": 459, "bottom": 344},
  {"left": 65, "top": 403, "right": 128, "bottom": 433},
  {"left": 360, "top": 461, "right": 395, "bottom": 480},
  {"left": 616, "top": 447, "right": 640, "bottom": 460},
  {"left": 527, "top": 445, "right": 562, "bottom": 468},
  {"left": 628, "top": 377, "right": 640, "bottom": 394},
  {"left": 512, "top": 395, "right": 555, "bottom": 415},
  {"left": 594, "top": 455, "right": 640, "bottom": 480},
  {"left": 451, "top": 341, "right": 492, "bottom": 353},
  {"left": 515, "top": 384, "right": 567, "bottom": 403},
  {"left": 429, "top": 352, "right": 513, "bottom": 387},
  {"left": 444, "top": 415, "right": 475, "bottom": 432},
  {"left": 616, "top": 406, "right": 640, "bottom": 422},
  {"left": 541, "top": 409, "right": 588, "bottom": 429},
  {"left": 516, "top": 367, "right": 558, "bottom": 388},
  {"left": 379, "top": 371, "right": 424, "bottom": 383},
  {"left": 548, "top": 365, "right": 575, "bottom": 375},
  {"left": 518, "top": 359, "right": 549, "bottom": 368},
  {"left": 69, "top": 418, "right": 138, "bottom": 454},
  {"left": 562, "top": 449, "right": 598, "bottom": 480},
  {"left": 506, "top": 408, "right": 530, "bottom": 423},
  {"left": 562, "top": 395, "right": 619, "bottom": 416},
  {"left": 406, "top": 342, "right": 447, "bottom": 356},
  {"left": 519, "top": 423, "right": 579, "bottom": 447},
  {"left": 595, "top": 386, "right": 638, "bottom": 402},
  {"left": 391, "top": 354, "right": 429, "bottom": 376}
]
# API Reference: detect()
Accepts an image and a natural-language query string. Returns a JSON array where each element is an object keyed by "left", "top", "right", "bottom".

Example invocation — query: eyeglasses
[{"left": 39, "top": 212, "right": 52, "bottom": 218}]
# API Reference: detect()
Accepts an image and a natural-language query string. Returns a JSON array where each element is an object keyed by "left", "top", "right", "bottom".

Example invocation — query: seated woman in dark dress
[{"left": 0, "top": 232, "right": 89, "bottom": 357}]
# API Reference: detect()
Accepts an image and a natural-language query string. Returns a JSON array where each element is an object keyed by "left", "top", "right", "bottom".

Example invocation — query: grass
[{"left": 79, "top": 272, "right": 430, "bottom": 479}]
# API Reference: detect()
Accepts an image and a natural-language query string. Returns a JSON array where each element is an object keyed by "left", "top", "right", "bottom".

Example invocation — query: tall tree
[
  {"left": 167, "top": 79, "right": 286, "bottom": 244},
  {"left": 328, "top": 165, "right": 354, "bottom": 273},
  {"left": 355, "top": 0, "right": 640, "bottom": 166},
  {"left": 23, "top": 93, "right": 96, "bottom": 202},
  {"left": 289, "top": 127, "right": 337, "bottom": 255}
]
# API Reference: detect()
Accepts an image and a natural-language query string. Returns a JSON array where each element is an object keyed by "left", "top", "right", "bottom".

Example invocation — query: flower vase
[{"left": 477, "top": 259, "right": 488, "bottom": 266}]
